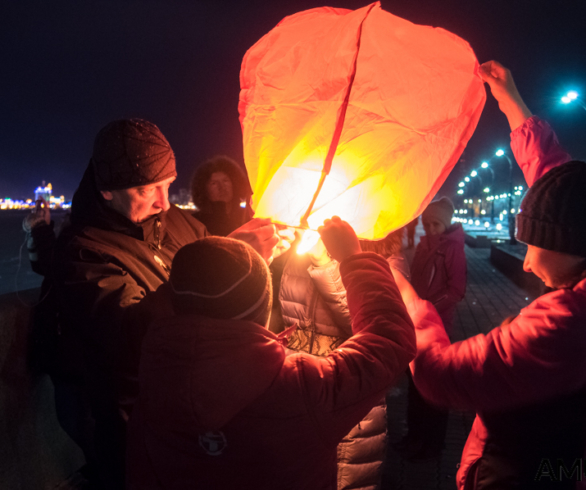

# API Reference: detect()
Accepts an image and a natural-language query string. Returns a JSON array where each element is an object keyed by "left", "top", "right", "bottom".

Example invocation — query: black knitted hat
[
  {"left": 92, "top": 119, "right": 177, "bottom": 191},
  {"left": 516, "top": 161, "right": 586, "bottom": 257},
  {"left": 170, "top": 237, "right": 272, "bottom": 326}
]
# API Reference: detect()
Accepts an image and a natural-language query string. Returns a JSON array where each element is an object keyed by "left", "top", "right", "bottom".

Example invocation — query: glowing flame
[{"left": 296, "top": 229, "right": 321, "bottom": 255}]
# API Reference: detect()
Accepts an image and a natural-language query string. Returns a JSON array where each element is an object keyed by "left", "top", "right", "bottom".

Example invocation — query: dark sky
[{"left": 2, "top": 0, "right": 585, "bottom": 200}]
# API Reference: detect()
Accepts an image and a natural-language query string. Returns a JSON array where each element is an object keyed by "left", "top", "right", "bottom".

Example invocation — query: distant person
[
  {"left": 23, "top": 200, "right": 102, "bottom": 483},
  {"left": 391, "top": 61, "right": 583, "bottom": 489},
  {"left": 52, "top": 119, "right": 281, "bottom": 489},
  {"left": 405, "top": 216, "right": 418, "bottom": 249},
  {"left": 191, "top": 155, "right": 254, "bottom": 236},
  {"left": 395, "top": 196, "right": 466, "bottom": 461},
  {"left": 278, "top": 228, "right": 408, "bottom": 489},
  {"left": 126, "top": 217, "right": 416, "bottom": 490}
]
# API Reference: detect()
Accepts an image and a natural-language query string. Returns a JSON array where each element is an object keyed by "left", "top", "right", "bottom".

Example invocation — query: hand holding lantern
[{"left": 318, "top": 216, "right": 361, "bottom": 263}]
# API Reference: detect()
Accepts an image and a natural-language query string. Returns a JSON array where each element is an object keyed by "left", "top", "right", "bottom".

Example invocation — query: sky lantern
[{"left": 239, "top": 2, "right": 486, "bottom": 242}]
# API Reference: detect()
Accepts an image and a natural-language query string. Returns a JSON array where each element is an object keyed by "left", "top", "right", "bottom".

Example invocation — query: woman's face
[
  {"left": 206, "top": 171, "right": 233, "bottom": 203},
  {"left": 422, "top": 217, "right": 446, "bottom": 236}
]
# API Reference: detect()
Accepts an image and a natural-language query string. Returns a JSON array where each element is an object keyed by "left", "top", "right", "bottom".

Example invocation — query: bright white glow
[
  {"left": 511, "top": 208, "right": 515, "bottom": 213},
  {"left": 481, "top": 162, "right": 489, "bottom": 169},
  {"left": 496, "top": 223, "right": 502, "bottom": 231},
  {"left": 483, "top": 187, "right": 489, "bottom": 193},
  {"left": 567, "top": 91, "right": 578, "bottom": 100},
  {"left": 561, "top": 96, "right": 571, "bottom": 104},
  {"left": 478, "top": 199, "right": 481, "bottom": 203},
  {"left": 457, "top": 189, "right": 464, "bottom": 195},
  {"left": 464, "top": 177, "right": 470, "bottom": 182},
  {"left": 481, "top": 210, "right": 486, "bottom": 215},
  {"left": 495, "top": 149, "right": 505, "bottom": 157},
  {"left": 468, "top": 219, "right": 473, "bottom": 224},
  {"left": 503, "top": 210, "right": 508, "bottom": 215},
  {"left": 495, "top": 196, "right": 499, "bottom": 199},
  {"left": 296, "top": 229, "right": 321, "bottom": 255},
  {"left": 240, "top": 200, "right": 247, "bottom": 208},
  {"left": 518, "top": 186, "right": 523, "bottom": 190},
  {"left": 464, "top": 199, "right": 468, "bottom": 203},
  {"left": 484, "top": 221, "right": 490, "bottom": 228},
  {"left": 475, "top": 220, "right": 480, "bottom": 226},
  {"left": 458, "top": 182, "right": 465, "bottom": 187},
  {"left": 470, "top": 170, "right": 477, "bottom": 177}
]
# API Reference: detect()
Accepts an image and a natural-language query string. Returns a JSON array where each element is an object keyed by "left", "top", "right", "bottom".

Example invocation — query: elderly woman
[{"left": 191, "top": 156, "right": 254, "bottom": 236}]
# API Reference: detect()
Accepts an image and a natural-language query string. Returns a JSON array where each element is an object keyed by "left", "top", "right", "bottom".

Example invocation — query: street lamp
[
  {"left": 495, "top": 149, "right": 516, "bottom": 244},
  {"left": 561, "top": 91, "right": 586, "bottom": 110}
]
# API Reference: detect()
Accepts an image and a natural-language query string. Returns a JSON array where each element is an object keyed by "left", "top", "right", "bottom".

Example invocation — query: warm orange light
[{"left": 240, "top": 2, "right": 485, "bottom": 239}]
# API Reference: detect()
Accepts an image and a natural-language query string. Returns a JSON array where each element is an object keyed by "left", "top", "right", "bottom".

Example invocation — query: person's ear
[{"left": 101, "top": 190, "right": 113, "bottom": 201}]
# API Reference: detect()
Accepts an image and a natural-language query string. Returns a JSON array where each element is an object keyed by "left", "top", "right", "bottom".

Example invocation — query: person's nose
[
  {"left": 154, "top": 187, "right": 170, "bottom": 211},
  {"left": 523, "top": 254, "right": 532, "bottom": 273}
]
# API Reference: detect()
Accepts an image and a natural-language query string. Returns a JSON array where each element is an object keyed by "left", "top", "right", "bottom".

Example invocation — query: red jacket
[
  {"left": 126, "top": 253, "right": 416, "bottom": 490},
  {"left": 410, "top": 223, "right": 467, "bottom": 332},
  {"left": 409, "top": 117, "right": 584, "bottom": 489}
]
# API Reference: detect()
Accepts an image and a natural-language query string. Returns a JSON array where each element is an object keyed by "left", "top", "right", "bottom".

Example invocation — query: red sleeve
[
  {"left": 407, "top": 288, "right": 586, "bottom": 411},
  {"left": 510, "top": 116, "right": 572, "bottom": 187},
  {"left": 293, "top": 253, "right": 416, "bottom": 445}
]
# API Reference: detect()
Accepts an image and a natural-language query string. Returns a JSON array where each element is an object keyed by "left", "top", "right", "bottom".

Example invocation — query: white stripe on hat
[{"left": 231, "top": 288, "right": 269, "bottom": 320}]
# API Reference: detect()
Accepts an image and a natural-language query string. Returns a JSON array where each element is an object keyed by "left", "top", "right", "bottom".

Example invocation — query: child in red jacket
[
  {"left": 396, "top": 196, "right": 467, "bottom": 461},
  {"left": 393, "top": 62, "right": 585, "bottom": 490},
  {"left": 126, "top": 218, "right": 416, "bottom": 490}
]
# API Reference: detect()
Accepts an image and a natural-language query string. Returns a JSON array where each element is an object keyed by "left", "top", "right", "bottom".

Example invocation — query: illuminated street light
[
  {"left": 470, "top": 170, "right": 477, "bottom": 177},
  {"left": 458, "top": 182, "right": 465, "bottom": 187},
  {"left": 457, "top": 189, "right": 464, "bottom": 195},
  {"left": 481, "top": 162, "right": 489, "bottom": 169},
  {"left": 561, "top": 91, "right": 586, "bottom": 110},
  {"left": 464, "top": 177, "right": 470, "bottom": 182},
  {"left": 483, "top": 187, "right": 490, "bottom": 193},
  {"left": 495, "top": 149, "right": 505, "bottom": 157}
]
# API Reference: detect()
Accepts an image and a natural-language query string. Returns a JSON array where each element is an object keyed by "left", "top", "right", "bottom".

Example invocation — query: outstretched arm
[
  {"left": 480, "top": 60, "right": 572, "bottom": 186},
  {"left": 479, "top": 60, "right": 532, "bottom": 132}
]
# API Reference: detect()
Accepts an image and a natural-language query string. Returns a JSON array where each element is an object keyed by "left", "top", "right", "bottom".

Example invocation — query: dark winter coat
[
  {"left": 192, "top": 200, "right": 253, "bottom": 236},
  {"left": 410, "top": 223, "right": 467, "bottom": 333},
  {"left": 126, "top": 252, "right": 416, "bottom": 490},
  {"left": 54, "top": 163, "right": 207, "bottom": 416}
]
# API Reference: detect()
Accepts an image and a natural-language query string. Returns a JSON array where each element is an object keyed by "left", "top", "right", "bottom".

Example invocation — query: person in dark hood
[
  {"left": 53, "top": 119, "right": 280, "bottom": 489},
  {"left": 191, "top": 155, "right": 254, "bottom": 236}
]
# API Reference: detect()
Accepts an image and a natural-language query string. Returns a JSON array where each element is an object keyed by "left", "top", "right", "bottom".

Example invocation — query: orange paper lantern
[{"left": 239, "top": 2, "right": 485, "bottom": 239}]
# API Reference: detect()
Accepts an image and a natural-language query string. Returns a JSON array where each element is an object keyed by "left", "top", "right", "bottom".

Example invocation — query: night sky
[{"left": 2, "top": 0, "right": 586, "bottom": 201}]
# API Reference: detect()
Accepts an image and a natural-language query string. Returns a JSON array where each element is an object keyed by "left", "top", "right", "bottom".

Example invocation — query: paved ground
[{"left": 380, "top": 230, "right": 536, "bottom": 490}]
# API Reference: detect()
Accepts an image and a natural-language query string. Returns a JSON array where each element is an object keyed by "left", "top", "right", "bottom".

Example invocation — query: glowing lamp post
[
  {"left": 495, "top": 149, "right": 516, "bottom": 244},
  {"left": 561, "top": 91, "right": 586, "bottom": 110},
  {"left": 239, "top": 3, "right": 486, "bottom": 248}
]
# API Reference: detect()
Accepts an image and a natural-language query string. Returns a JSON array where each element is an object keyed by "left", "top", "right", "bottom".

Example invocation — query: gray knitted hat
[{"left": 170, "top": 237, "right": 272, "bottom": 326}]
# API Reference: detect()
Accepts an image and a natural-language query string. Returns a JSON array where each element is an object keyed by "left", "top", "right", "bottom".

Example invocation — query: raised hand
[
  {"left": 317, "top": 216, "right": 361, "bottom": 263},
  {"left": 479, "top": 60, "right": 532, "bottom": 130},
  {"left": 229, "top": 218, "right": 279, "bottom": 264}
]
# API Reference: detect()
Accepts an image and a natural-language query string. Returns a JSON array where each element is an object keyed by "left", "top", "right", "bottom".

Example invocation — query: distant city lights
[{"left": 1, "top": 182, "right": 71, "bottom": 210}]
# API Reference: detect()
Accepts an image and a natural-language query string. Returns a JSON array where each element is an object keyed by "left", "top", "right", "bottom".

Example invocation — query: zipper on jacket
[{"left": 154, "top": 217, "right": 161, "bottom": 249}]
